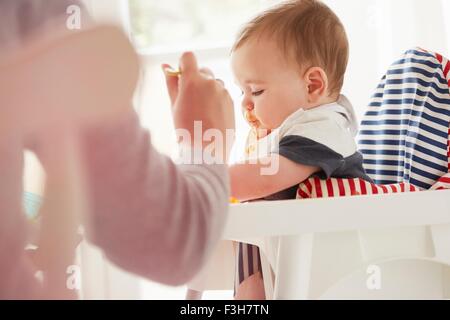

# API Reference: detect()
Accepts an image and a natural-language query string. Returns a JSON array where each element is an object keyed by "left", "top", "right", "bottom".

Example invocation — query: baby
[{"left": 229, "top": 0, "right": 372, "bottom": 299}]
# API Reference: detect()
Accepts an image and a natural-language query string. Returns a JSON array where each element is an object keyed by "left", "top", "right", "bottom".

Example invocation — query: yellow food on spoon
[
  {"left": 164, "top": 67, "right": 182, "bottom": 77},
  {"left": 229, "top": 197, "right": 240, "bottom": 204}
]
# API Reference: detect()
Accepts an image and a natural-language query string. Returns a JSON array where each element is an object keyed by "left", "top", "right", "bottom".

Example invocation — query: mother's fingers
[
  {"left": 215, "top": 78, "right": 225, "bottom": 86},
  {"left": 199, "top": 68, "right": 226, "bottom": 87},
  {"left": 163, "top": 52, "right": 227, "bottom": 110},
  {"left": 179, "top": 51, "right": 198, "bottom": 78},
  {"left": 199, "top": 67, "right": 214, "bottom": 79}
]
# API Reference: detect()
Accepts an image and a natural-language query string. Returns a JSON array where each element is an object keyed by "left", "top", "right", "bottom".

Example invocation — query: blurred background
[{"left": 23, "top": 0, "right": 450, "bottom": 300}]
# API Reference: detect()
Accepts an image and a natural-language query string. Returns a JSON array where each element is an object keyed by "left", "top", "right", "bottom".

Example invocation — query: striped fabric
[
  {"left": 431, "top": 173, "right": 450, "bottom": 190},
  {"left": 358, "top": 48, "right": 450, "bottom": 189},
  {"left": 297, "top": 176, "right": 420, "bottom": 199},
  {"left": 234, "top": 242, "right": 263, "bottom": 295}
]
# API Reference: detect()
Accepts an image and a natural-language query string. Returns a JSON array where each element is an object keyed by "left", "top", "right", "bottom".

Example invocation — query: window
[{"left": 129, "top": 0, "right": 279, "bottom": 53}]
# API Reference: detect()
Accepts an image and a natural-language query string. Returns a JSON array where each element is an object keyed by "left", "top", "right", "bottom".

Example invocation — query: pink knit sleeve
[{"left": 81, "top": 111, "right": 230, "bottom": 285}]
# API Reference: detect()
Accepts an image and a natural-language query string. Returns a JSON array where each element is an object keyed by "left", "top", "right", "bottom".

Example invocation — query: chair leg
[
  {"left": 444, "top": 265, "right": 450, "bottom": 299},
  {"left": 273, "top": 234, "right": 314, "bottom": 300},
  {"left": 260, "top": 252, "right": 274, "bottom": 300}
]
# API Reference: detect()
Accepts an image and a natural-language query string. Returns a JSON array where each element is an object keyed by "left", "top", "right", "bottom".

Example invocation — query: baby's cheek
[
  {"left": 259, "top": 106, "right": 282, "bottom": 128},
  {"left": 256, "top": 102, "right": 270, "bottom": 117}
]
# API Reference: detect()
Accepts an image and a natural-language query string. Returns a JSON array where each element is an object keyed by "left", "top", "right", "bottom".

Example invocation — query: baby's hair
[{"left": 232, "top": 0, "right": 349, "bottom": 96}]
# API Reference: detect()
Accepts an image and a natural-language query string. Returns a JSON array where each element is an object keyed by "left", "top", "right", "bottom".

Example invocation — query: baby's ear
[{"left": 304, "top": 67, "right": 329, "bottom": 103}]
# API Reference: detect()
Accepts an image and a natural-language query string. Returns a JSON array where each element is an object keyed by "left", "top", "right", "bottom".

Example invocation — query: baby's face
[{"left": 231, "top": 38, "right": 309, "bottom": 130}]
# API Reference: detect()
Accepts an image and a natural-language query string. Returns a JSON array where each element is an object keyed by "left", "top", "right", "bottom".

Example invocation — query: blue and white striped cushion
[{"left": 358, "top": 48, "right": 450, "bottom": 189}]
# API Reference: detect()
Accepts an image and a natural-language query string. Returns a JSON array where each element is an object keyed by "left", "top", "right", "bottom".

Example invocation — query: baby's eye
[
  {"left": 240, "top": 90, "right": 244, "bottom": 97},
  {"left": 252, "top": 90, "right": 265, "bottom": 97}
]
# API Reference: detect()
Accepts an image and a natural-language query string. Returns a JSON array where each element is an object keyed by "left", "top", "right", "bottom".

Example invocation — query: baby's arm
[{"left": 230, "top": 154, "right": 319, "bottom": 202}]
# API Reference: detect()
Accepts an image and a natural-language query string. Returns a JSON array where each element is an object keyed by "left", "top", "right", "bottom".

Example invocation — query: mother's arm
[{"left": 81, "top": 110, "right": 230, "bottom": 285}]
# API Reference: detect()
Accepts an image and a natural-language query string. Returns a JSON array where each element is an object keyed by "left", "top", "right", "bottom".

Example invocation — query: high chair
[
  {"left": 0, "top": 24, "right": 139, "bottom": 299},
  {"left": 188, "top": 48, "right": 450, "bottom": 299}
]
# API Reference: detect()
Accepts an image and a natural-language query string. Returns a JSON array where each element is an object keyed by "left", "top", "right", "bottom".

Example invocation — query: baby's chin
[
  {"left": 257, "top": 120, "right": 277, "bottom": 132},
  {"left": 251, "top": 126, "right": 272, "bottom": 139}
]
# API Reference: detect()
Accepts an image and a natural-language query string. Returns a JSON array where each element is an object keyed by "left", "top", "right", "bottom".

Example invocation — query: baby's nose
[
  {"left": 242, "top": 102, "right": 254, "bottom": 111},
  {"left": 241, "top": 103, "right": 254, "bottom": 119}
]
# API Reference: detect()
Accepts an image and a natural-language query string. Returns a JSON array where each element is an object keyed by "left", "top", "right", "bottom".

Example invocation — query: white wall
[{"left": 82, "top": 0, "right": 131, "bottom": 34}]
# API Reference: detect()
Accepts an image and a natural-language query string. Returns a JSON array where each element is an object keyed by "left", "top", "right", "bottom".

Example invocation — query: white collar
[{"left": 278, "top": 94, "right": 359, "bottom": 137}]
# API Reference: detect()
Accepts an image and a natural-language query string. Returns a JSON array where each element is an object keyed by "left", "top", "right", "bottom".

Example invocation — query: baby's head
[{"left": 231, "top": 0, "right": 349, "bottom": 130}]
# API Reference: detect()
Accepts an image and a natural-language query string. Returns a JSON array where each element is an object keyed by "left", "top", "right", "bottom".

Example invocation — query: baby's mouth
[
  {"left": 249, "top": 120, "right": 260, "bottom": 127},
  {"left": 245, "top": 111, "right": 260, "bottom": 128},
  {"left": 244, "top": 111, "right": 272, "bottom": 139}
]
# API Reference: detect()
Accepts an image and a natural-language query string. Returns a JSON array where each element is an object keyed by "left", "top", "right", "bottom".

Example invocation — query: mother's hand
[{"left": 163, "top": 52, "right": 235, "bottom": 161}]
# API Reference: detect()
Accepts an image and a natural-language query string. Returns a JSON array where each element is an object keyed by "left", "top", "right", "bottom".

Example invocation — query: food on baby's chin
[
  {"left": 245, "top": 110, "right": 258, "bottom": 122},
  {"left": 245, "top": 110, "right": 262, "bottom": 129}
]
